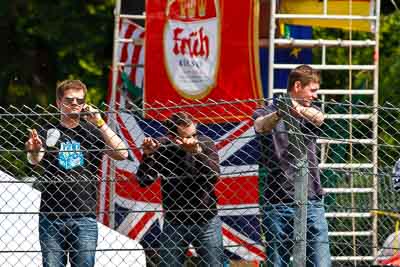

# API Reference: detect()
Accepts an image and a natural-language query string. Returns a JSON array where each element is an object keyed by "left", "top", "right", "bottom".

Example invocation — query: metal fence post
[{"left": 280, "top": 95, "right": 308, "bottom": 267}]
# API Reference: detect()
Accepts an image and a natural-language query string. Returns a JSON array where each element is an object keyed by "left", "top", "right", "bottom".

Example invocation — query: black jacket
[{"left": 136, "top": 135, "right": 220, "bottom": 224}]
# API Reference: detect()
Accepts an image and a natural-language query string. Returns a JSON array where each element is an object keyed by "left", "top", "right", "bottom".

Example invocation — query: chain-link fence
[{"left": 1, "top": 98, "right": 400, "bottom": 266}]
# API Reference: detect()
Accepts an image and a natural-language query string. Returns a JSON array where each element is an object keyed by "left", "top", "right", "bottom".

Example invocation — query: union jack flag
[{"left": 97, "top": 19, "right": 266, "bottom": 261}]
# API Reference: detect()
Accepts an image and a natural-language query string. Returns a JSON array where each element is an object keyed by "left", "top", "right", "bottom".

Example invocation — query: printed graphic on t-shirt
[{"left": 58, "top": 141, "right": 84, "bottom": 170}]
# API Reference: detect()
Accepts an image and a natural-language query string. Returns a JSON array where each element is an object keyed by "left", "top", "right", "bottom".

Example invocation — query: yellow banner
[{"left": 279, "top": 0, "right": 374, "bottom": 32}]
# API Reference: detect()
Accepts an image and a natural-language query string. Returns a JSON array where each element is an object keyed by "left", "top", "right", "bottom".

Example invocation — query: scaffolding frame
[
  {"left": 110, "top": 0, "right": 382, "bottom": 264},
  {"left": 268, "top": 0, "right": 381, "bottom": 264}
]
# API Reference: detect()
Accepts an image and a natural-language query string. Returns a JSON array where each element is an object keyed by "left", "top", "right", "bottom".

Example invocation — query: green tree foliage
[
  {"left": 312, "top": 12, "right": 400, "bottom": 107},
  {"left": 379, "top": 10, "right": 400, "bottom": 104},
  {"left": 311, "top": 5, "right": 400, "bottom": 255},
  {"left": 0, "top": 0, "right": 115, "bottom": 107},
  {"left": 0, "top": 1, "right": 399, "bottom": 107}
]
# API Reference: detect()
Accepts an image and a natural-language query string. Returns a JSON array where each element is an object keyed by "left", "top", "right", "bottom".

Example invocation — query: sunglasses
[{"left": 64, "top": 97, "right": 85, "bottom": 105}]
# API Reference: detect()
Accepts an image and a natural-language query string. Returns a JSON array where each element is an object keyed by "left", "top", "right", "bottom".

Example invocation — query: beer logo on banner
[{"left": 164, "top": 0, "right": 220, "bottom": 99}]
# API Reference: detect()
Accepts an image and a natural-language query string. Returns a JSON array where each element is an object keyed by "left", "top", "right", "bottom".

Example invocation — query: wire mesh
[{"left": 0, "top": 98, "right": 399, "bottom": 266}]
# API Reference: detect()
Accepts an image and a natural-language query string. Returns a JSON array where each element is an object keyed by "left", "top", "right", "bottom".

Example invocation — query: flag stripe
[
  {"left": 115, "top": 169, "right": 162, "bottom": 203},
  {"left": 216, "top": 176, "right": 259, "bottom": 205},
  {"left": 128, "top": 212, "right": 156, "bottom": 239},
  {"left": 98, "top": 155, "right": 110, "bottom": 223},
  {"left": 116, "top": 113, "right": 143, "bottom": 161},
  {"left": 222, "top": 227, "right": 265, "bottom": 259},
  {"left": 216, "top": 120, "right": 253, "bottom": 150},
  {"left": 129, "top": 30, "right": 145, "bottom": 84},
  {"left": 126, "top": 28, "right": 144, "bottom": 80}
]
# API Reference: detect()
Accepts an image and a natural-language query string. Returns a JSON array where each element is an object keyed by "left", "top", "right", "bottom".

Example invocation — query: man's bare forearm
[
  {"left": 254, "top": 111, "right": 281, "bottom": 133},
  {"left": 99, "top": 124, "right": 129, "bottom": 160},
  {"left": 298, "top": 106, "right": 324, "bottom": 126}
]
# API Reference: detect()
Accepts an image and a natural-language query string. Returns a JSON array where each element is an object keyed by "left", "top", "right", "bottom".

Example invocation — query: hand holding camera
[{"left": 83, "top": 104, "right": 105, "bottom": 128}]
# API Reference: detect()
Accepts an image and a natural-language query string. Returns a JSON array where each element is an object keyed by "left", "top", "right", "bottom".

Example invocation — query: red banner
[{"left": 144, "top": 0, "right": 262, "bottom": 123}]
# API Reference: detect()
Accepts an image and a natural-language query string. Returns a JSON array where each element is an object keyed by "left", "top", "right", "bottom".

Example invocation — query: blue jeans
[
  {"left": 262, "top": 200, "right": 331, "bottom": 267},
  {"left": 39, "top": 215, "right": 98, "bottom": 267},
  {"left": 159, "top": 216, "right": 224, "bottom": 267}
]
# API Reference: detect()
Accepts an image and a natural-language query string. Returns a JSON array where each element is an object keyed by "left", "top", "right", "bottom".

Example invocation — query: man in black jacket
[{"left": 137, "top": 112, "right": 223, "bottom": 267}]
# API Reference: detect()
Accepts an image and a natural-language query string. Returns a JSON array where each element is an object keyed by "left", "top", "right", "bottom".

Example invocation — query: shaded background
[{"left": 0, "top": 1, "right": 399, "bottom": 105}]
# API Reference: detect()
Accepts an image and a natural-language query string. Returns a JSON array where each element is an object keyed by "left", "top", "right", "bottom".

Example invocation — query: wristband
[{"left": 96, "top": 118, "right": 106, "bottom": 128}]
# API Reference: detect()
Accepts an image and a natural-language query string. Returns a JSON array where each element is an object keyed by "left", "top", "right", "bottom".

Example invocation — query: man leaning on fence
[
  {"left": 253, "top": 65, "right": 331, "bottom": 267},
  {"left": 136, "top": 111, "right": 224, "bottom": 266},
  {"left": 25, "top": 80, "right": 128, "bottom": 267}
]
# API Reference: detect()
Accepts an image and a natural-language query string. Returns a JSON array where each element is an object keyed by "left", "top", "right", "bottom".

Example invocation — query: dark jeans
[
  {"left": 39, "top": 214, "right": 98, "bottom": 267},
  {"left": 159, "top": 216, "right": 224, "bottom": 267},
  {"left": 262, "top": 200, "right": 331, "bottom": 267}
]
